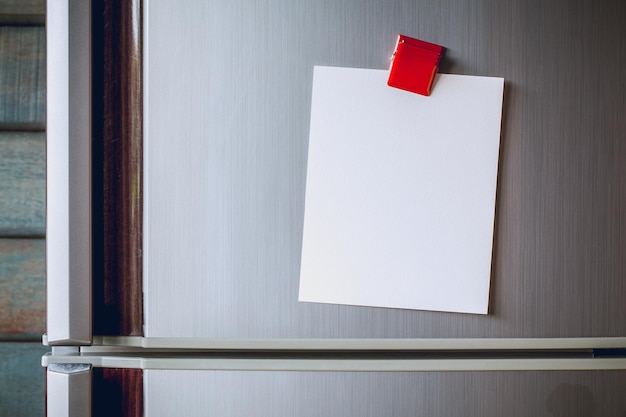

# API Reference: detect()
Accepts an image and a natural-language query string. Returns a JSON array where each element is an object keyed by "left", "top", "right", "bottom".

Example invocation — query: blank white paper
[{"left": 299, "top": 66, "right": 504, "bottom": 314}]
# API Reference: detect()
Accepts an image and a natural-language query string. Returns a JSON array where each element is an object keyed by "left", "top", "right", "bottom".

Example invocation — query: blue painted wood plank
[
  {"left": 0, "top": 342, "right": 47, "bottom": 417},
  {"left": 0, "top": 132, "right": 45, "bottom": 236},
  {"left": 0, "top": 239, "right": 45, "bottom": 339},
  {"left": 0, "top": 26, "right": 45, "bottom": 127}
]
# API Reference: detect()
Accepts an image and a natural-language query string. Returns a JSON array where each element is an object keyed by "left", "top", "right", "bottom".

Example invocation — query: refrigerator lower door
[
  {"left": 43, "top": 355, "right": 626, "bottom": 417},
  {"left": 144, "top": 368, "right": 626, "bottom": 417}
]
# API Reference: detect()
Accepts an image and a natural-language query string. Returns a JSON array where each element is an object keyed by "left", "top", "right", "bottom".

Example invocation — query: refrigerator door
[
  {"left": 139, "top": 0, "right": 626, "bottom": 340},
  {"left": 42, "top": 354, "right": 626, "bottom": 417},
  {"left": 144, "top": 369, "right": 626, "bottom": 417}
]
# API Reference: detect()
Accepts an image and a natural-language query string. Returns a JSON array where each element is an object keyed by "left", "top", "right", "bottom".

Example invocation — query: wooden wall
[{"left": 0, "top": 1, "right": 47, "bottom": 416}]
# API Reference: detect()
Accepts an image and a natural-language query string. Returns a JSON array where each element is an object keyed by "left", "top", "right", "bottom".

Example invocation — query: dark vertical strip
[
  {"left": 92, "top": 368, "right": 143, "bottom": 417},
  {"left": 93, "top": 0, "right": 143, "bottom": 336},
  {"left": 91, "top": 0, "right": 105, "bottom": 333}
]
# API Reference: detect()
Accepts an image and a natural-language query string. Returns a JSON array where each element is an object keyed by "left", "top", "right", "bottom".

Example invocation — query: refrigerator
[{"left": 43, "top": 0, "right": 626, "bottom": 415}]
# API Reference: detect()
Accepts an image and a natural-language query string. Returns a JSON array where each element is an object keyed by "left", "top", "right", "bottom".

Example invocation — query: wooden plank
[
  {"left": 92, "top": 0, "right": 143, "bottom": 336},
  {"left": 0, "top": 132, "right": 45, "bottom": 236},
  {"left": 0, "top": 342, "right": 47, "bottom": 417},
  {"left": 0, "top": 239, "right": 45, "bottom": 339},
  {"left": 0, "top": 26, "right": 45, "bottom": 128},
  {"left": 0, "top": 0, "right": 44, "bottom": 25},
  {"left": 0, "top": 0, "right": 45, "bottom": 16},
  {"left": 0, "top": 15, "right": 45, "bottom": 25}
]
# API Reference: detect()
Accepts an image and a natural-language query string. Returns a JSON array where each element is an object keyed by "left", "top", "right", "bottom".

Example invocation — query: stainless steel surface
[
  {"left": 46, "top": 0, "right": 92, "bottom": 345},
  {"left": 144, "top": 369, "right": 626, "bottom": 416},
  {"left": 145, "top": 0, "right": 626, "bottom": 339},
  {"left": 46, "top": 364, "right": 92, "bottom": 417}
]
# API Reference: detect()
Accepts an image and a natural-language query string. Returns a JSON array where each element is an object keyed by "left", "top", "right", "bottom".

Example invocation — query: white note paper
[{"left": 299, "top": 66, "right": 504, "bottom": 314}]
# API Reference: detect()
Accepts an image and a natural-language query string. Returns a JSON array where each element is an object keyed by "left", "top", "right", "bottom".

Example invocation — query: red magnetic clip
[{"left": 388, "top": 35, "right": 445, "bottom": 96}]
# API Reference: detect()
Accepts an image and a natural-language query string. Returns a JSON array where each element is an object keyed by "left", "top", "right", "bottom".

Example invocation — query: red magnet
[{"left": 388, "top": 35, "right": 445, "bottom": 96}]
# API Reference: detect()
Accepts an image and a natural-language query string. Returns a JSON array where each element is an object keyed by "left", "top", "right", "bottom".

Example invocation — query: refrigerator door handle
[
  {"left": 46, "top": 0, "right": 92, "bottom": 346},
  {"left": 46, "top": 364, "right": 92, "bottom": 417}
]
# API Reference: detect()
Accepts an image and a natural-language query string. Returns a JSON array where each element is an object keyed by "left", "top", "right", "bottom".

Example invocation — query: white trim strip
[
  {"left": 46, "top": 364, "right": 92, "bottom": 417},
  {"left": 92, "top": 336, "right": 626, "bottom": 351},
  {"left": 46, "top": 0, "right": 92, "bottom": 345},
  {"left": 42, "top": 353, "right": 626, "bottom": 372}
]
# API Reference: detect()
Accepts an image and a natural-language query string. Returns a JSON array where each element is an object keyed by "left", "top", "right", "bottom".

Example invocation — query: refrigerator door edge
[{"left": 46, "top": 0, "right": 92, "bottom": 346}]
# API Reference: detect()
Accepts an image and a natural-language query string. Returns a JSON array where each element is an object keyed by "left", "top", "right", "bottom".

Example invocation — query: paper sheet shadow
[{"left": 487, "top": 80, "right": 513, "bottom": 315}]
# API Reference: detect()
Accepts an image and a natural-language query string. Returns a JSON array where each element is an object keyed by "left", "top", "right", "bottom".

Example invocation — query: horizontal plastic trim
[
  {"left": 42, "top": 352, "right": 626, "bottom": 372},
  {"left": 91, "top": 336, "right": 626, "bottom": 351}
]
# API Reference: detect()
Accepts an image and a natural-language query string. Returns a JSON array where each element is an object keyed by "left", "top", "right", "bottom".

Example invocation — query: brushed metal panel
[
  {"left": 145, "top": 0, "right": 626, "bottom": 339},
  {"left": 145, "top": 369, "right": 626, "bottom": 417}
]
